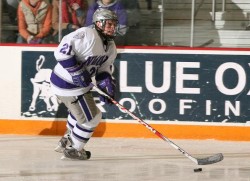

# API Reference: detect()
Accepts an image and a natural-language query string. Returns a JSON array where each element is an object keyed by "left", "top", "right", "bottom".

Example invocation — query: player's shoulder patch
[
  {"left": 73, "top": 31, "right": 85, "bottom": 39},
  {"left": 72, "top": 27, "right": 95, "bottom": 40}
]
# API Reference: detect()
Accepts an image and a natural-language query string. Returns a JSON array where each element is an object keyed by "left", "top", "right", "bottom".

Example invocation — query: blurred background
[{"left": 0, "top": 0, "right": 250, "bottom": 47}]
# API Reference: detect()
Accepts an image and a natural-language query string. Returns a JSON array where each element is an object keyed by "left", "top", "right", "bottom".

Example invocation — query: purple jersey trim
[
  {"left": 59, "top": 56, "right": 77, "bottom": 69},
  {"left": 50, "top": 72, "right": 79, "bottom": 89}
]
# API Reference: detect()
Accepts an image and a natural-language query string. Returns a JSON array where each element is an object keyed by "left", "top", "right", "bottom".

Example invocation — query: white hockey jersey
[{"left": 50, "top": 27, "right": 117, "bottom": 96}]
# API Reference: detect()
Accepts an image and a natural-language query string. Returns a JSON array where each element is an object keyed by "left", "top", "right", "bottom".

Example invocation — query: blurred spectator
[
  {"left": 17, "top": 0, "right": 52, "bottom": 44},
  {"left": 120, "top": 0, "right": 140, "bottom": 27},
  {"left": 51, "top": 0, "right": 88, "bottom": 43},
  {"left": 85, "top": 0, "right": 128, "bottom": 36},
  {"left": 4, "top": 0, "right": 20, "bottom": 25},
  {"left": 146, "top": 0, "right": 152, "bottom": 10}
]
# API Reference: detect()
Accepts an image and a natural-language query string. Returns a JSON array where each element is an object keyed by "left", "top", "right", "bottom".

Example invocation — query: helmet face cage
[{"left": 92, "top": 9, "right": 118, "bottom": 40}]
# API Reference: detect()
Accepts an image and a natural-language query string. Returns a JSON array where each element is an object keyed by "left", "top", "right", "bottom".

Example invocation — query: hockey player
[{"left": 50, "top": 8, "right": 118, "bottom": 160}]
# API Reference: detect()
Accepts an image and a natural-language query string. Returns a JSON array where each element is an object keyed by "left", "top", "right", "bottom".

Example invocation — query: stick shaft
[{"left": 92, "top": 84, "right": 198, "bottom": 164}]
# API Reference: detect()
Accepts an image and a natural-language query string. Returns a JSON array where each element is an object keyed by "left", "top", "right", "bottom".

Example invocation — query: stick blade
[{"left": 197, "top": 153, "right": 224, "bottom": 165}]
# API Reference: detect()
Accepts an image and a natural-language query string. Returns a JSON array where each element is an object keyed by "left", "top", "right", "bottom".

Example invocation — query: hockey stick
[{"left": 91, "top": 84, "right": 223, "bottom": 165}]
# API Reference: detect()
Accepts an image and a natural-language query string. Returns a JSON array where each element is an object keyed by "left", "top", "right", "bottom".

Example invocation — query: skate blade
[
  {"left": 54, "top": 146, "right": 65, "bottom": 153},
  {"left": 60, "top": 154, "right": 91, "bottom": 161},
  {"left": 60, "top": 155, "right": 83, "bottom": 161},
  {"left": 61, "top": 155, "right": 71, "bottom": 160}
]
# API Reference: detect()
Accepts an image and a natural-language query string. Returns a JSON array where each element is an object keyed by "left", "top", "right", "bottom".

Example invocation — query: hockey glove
[
  {"left": 67, "top": 63, "right": 91, "bottom": 87},
  {"left": 96, "top": 72, "right": 116, "bottom": 105}
]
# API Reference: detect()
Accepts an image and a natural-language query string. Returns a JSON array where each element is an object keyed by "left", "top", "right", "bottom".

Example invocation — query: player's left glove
[{"left": 96, "top": 72, "right": 116, "bottom": 105}]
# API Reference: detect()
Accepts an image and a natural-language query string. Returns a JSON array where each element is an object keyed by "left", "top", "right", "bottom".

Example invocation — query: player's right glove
[
  {"left": 66, "top": 62, "right": 91, "bottom": 87},
  {"left": 96, "top": 72, "right": 116, "bottom": 105}
]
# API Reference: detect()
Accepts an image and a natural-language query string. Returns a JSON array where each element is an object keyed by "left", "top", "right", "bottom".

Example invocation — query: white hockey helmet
[{"left": 92, "top": 8, "right": 118, "bottom": 40}]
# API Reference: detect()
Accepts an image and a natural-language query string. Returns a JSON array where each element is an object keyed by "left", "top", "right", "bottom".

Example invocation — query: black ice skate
[
  {"left": 54, "top": 136, "right": 72, "bottom": 153},
  {"left": 61, "top": 147, "right": 91, "bottom": 160}
]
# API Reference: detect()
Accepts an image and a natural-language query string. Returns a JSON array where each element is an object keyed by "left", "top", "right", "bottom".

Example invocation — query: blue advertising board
[{"left": 21, "top": 51, "right": 250, "bottom": 123}]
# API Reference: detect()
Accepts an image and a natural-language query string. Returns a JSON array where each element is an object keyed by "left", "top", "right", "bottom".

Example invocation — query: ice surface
[{"left": 0, "top": 135, "right": 250, "bottom": 181}]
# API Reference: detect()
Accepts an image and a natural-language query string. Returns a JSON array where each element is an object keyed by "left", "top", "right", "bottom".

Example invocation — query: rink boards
[{"left": 1, "top": 45, "right": 250, "bottom": 140}]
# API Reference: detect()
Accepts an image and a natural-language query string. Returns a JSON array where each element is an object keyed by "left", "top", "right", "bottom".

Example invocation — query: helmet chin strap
[
  {"left": 94, "top": 26, "right": 109, "bottom": 51},
  {"left": 96, "top": 28, "right": 115, "bottom": 42}
]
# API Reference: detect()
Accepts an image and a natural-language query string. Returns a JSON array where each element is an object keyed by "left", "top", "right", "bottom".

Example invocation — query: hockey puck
[{"left": 194, "top": 168, "right": 202, "bottom": 172}]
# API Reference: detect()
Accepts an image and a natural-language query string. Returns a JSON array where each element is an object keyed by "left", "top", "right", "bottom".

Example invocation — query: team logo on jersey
[{"left": 84, "top": 55, "right": 108, "bottom": 66}]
